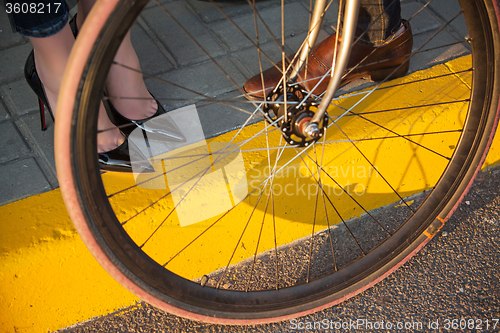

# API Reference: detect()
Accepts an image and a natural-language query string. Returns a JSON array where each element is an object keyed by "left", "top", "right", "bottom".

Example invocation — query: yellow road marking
[
  {"left": 105, "top": 56, "right": 473, "bottom": 281},
  {"left": 1, "top": 55, "right": 500, "bottom": 332}
]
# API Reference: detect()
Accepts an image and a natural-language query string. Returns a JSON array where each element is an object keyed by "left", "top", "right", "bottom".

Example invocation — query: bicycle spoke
[
  {"left": 216, "top": 186, "right": 265, "bottom": 289},
  {"left": 97, "top": 0, "right": 474, "bottom": 291},
  {"left": 245, "top": 179, "right": 272, "bottom": 291},
  {"left": 305, "top": 146, "right": 321, "bottom": 283},
  {"left": 63, "top": 0, "right": 500, "bottom": 318},
  {"left": 107, "top": 113, "right": 282, "bottom": 200},
  {"left": 335, "top": 121, "right": 416, "bottom": 213},
  {"left": 341, "top": 99, "right": 470, "bottom": 117},
  {"left": 299, "top": 148, "right": 367, "bottom": 256},
  {"left": 207, "top": 0, "right": 284, "bottom": 78},
  {"left": 245, "top": 134, "right": 284, "bottom": 291},
  {"left": 325, "top": 94, "right": 459, "bottom": 161},
  {"left": 125, "top": 107, "right": 275, "bottom": 247},
  {"left": 105, "top": 61, "right": 265, "bottom": 119},
  {"left": 303, "top": 147, "right": 392, "bottom": 237},
  {"left": 340, "top": 111, "right": 453, "bottom": 160},
  {"left": 329, "top": 9, "right": 464, "bottom": 126},
  {"left": 164, "top": 137, "right": 294, "bottom": 268}
]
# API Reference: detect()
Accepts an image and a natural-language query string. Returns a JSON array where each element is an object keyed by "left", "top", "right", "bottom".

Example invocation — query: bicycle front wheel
[{"left": 55, "top": 0, "right": 500, "bottom": 323}]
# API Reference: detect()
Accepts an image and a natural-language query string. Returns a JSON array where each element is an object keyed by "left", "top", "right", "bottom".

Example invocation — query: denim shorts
[{"left": 6, "top": 0, "right": 69, "bottom": 37}]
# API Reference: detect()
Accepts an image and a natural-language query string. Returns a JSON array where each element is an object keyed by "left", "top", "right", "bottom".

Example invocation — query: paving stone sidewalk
[{"left": 0, "top": 0, "right": 469, "bottom": 206}]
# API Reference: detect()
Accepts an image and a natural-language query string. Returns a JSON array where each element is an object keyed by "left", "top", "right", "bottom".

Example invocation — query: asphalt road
[{"left": 60, "top": 166, "right": 500, "bottom": 333}]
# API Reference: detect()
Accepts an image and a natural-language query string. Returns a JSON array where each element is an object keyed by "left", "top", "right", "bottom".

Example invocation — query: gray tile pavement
[
  {"left": 0, "top": 0, "right": 470, "bottom": 206},
  {"left": 0, "top": 44, "right": 33, "bottom": 85},
  {"left": 209, "top": 2, "right": 313, "bottom": 51},
  {"left": 1, "top": 79, "right": 40, "bottom": 116},
  {"left": 0, "top": 121, "right": 30, "bottom": 163},
  {"left": 0, "top": 100, "right": 10, "bottom": 121},
  {"left": 0, "top": 11, "right": 27, "bottom": 49},
  {"left": 141, "top": 2, "right": 226, "bottom": 66},
  {"left": 0, "top": 158, "right": 52, "bottom": 204}
]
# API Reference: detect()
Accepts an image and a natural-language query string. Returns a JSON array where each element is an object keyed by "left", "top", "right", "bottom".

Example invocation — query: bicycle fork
[{"left": 289, "top": 0, "right": 360, "bottom": 139}]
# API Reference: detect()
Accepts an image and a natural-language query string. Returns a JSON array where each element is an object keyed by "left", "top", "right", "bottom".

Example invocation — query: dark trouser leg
[{"left": 341, "top": 0, "right": 402, "bottom": 46}]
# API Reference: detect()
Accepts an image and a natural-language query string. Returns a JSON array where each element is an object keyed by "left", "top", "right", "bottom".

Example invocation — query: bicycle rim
[{"left": 55, "top": 0, "right": 500, "bottom": 323}]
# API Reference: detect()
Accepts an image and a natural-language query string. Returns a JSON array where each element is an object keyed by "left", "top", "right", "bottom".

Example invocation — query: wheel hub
[{"left": 263, "top": 85, "right": 328, "bottom": 147}]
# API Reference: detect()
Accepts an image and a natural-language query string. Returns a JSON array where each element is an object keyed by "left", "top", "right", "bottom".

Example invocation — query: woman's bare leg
[
  {"left": 105, "top": 30, "right": 158, "bottom": 120},
  {"left": 29, "top": 24, "right": 74, "bottom": 117},
  {"left": 29, "top": 22, "right": 124, "bottom": 152},
  {"left": 78, "top": 0, "right": 156, "bottom": 120}
]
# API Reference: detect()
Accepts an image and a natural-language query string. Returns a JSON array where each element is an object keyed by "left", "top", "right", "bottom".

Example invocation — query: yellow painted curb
[
  {"left": 483, "top": 125, "right": 500, "bottom": 170},
  {"left": 0, "top": 189, "right": 138, "bottom": 333},
  {"left": 1, "top": 55, "right": 500, "bottom": 333}
]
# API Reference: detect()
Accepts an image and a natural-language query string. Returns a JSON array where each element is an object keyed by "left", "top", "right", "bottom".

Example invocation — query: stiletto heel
[{"left": 38, "top": 98, "right": 47, "bottom": 131}]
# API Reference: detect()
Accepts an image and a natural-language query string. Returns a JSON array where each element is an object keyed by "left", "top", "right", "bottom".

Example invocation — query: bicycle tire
[{"left": 55, "top": 0, "right": 500, "bottom": 324}]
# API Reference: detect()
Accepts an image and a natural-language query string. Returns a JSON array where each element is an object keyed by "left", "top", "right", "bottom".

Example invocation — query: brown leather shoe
[{"left": 243, "top": 20, "right": 413, "bottom": 100}]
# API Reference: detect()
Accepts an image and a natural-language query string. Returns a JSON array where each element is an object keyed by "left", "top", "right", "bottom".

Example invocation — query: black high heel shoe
[
  {"left": 98, "top": 134, "right": 154, "bottom": 173},
  {"left": 24, "top": 50, "right": 154, "bottom": 173},
  {"left": 69, "top": 14, "right": 79, "bottom": 37},
  {"left": 24, "top": 50, "right": 54, "bottom": 131},
  {"left": 106, "top": 97, "right": 186, "bottom": 142}
]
